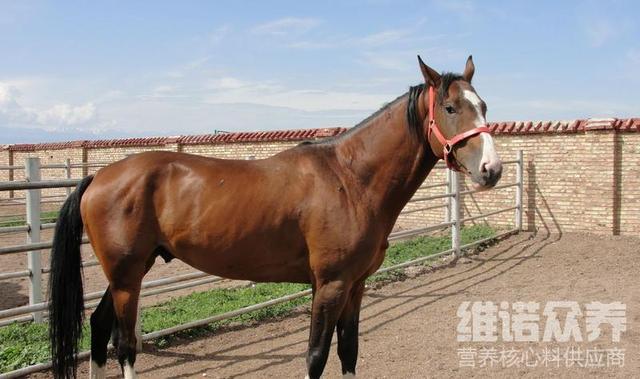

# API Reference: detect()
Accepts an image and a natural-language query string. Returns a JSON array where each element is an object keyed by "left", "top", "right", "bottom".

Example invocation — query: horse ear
[
  {"left": 463, "top": 55, "right": 475, "bottom": 82},
  {"left": 417, "top": 55, "right": 441, "bottom": 88}
]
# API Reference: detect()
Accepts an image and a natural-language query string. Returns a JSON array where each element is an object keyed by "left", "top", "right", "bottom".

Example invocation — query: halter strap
[{"left": 426, "top": 86, "right": 491, "bottom": 172}]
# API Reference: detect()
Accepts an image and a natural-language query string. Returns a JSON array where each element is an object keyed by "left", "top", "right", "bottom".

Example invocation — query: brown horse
[{"left": 48, "top": 56, "right": 502, "bottom": 379}]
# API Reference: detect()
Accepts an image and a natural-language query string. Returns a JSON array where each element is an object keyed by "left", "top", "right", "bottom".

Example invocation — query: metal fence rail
[{"left": 0, "top": 151, "right": 524, "bottom": 378}]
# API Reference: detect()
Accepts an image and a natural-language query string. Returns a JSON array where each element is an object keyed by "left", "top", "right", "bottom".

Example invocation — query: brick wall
[
  {"left": 1, "top": 118, "right": 638, "bottom": 235},
  {"left": 618, "top": 133, "right": 640, "bottom": 234},
  {"left": 181, "top": 141, "right": 299, "bottom": 159},
  {"left": 455, "top": 118, "right": 640, "bottom": 236}
]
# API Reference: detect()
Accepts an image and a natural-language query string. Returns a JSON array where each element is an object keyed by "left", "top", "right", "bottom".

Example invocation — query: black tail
[{"left": 48, "top": 175, "right": 94, "bottom": 379}]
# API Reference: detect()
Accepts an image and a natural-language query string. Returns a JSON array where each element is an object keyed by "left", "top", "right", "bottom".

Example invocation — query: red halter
[{"left": 425, "top": 86, "right": 491, "bottom": 172}]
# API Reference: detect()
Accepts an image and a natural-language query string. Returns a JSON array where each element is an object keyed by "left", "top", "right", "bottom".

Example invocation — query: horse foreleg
[
  {"left": 337, "top": 281, "right": 365, "bottom": 378},
  {"left": 306, "top": 280, "right": 350, "bottom": 379}
]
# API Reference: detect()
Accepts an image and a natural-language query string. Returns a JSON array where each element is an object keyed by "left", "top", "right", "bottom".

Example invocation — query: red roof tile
[{"left": 2, "top": 119, "right": 639, "bottom": 152}]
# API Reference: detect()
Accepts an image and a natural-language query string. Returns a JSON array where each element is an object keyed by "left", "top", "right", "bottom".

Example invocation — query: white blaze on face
[{"left": 462, "top": 90, "right": 499, "bottom": 166}]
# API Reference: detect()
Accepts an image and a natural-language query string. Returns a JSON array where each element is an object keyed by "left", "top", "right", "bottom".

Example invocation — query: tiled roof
[
  {"left": 4, "top": 140, "right": 85, "bottom": 151},
  {"left": 1, "top": 127, "right": 347, "bottom": 151},
  {"left": 487, "top": 117, "right": 640, "bottom": 134},
  {"left": 2, "top": 118, "right": 639, "bottom": 151}
]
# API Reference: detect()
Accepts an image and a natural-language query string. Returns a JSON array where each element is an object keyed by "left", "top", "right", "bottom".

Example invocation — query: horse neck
[{"left": 334, "top": 94, "right": 438, "bottom": 222}]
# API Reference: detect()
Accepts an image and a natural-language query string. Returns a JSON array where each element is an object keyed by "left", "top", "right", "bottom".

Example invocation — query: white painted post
[
  {"left": 451, "top": 170, "right": 461, "bottom": 259},
  {"left": 515, "top": 150, "right": 524, "bottom": 231},
  {"left": 25, "top": 157, "right": 43, "bottom": 322},
  {"left": 444, "top": 169, "right": 452, "bottom": 223},
  {"left": 65, "top": 158, "right": 72, "bottom": 196}
]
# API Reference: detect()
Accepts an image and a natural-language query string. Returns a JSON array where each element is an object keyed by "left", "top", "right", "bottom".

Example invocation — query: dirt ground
[{"left": 25, "top": 230, "right": 640, "bottom": 378}]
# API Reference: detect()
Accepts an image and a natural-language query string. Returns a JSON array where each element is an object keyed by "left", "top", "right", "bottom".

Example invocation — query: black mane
[{"left": 406, "top": 83, "right": 424, "bottom": 138}]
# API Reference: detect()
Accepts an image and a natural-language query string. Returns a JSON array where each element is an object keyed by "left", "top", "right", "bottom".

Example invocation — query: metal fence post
[
  {"left": 451, "top": 170, "right": 461, "bottom": 258},
  {"left": 65, "top": 158, "right": 72, "bottom": 196},
  {"left": 25, "top": 157, "right": 44, "bottom": 322},
  {"left": 8, "top": 151, "right": 15, "bottom": 199},
  {"left": 444, "top": 169, "right": 452, "bottom": 223},
  {"left": 515, "top": 150, "right": 524, "bottom": 231}
]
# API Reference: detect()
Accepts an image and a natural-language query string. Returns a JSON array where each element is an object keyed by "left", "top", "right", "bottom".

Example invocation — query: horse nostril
[{"left": 480, "top": 160, "right": 502, "bottom": 186}]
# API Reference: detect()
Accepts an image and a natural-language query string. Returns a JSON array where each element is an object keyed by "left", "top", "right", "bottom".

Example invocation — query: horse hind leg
[
  {"left": 109, "top": 251, "right": 157, "bottom": 378},
  {"left": 90, "top": 287, "right": 115, "bottom": 379},
  {"left": 113, "top": 255, "right": 155, "bottom": 355},
  {"left": 88, "top": 292, "right": 142, "bottom": 379},
  {"left": 111, "top": 284, "right": 142, "bottom": 379}
]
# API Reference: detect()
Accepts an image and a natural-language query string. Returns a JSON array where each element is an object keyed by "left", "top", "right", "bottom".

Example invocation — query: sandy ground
[{"left": 24, "top": 230, "right": 640, "bottom": 378}]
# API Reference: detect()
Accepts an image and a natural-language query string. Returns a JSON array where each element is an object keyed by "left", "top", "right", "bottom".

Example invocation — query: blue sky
[{"left": 0, "top": 0, "right": 638, "bottom": 143}]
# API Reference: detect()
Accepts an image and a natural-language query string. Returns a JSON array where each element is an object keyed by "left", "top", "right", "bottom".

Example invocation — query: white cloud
[
  {"left": 0, "top": 83, "right": 36, "bottom": 123},
  {"left": 210, "top": 77, "right": 246, "bottom": 90},
  {"left": 152, "top": 85, "right": 175, "bottom": 94},
  {"left": 166, "top": 56, "right": 212, "bottom": 79},
  {"left": 358, "top": 46, "right": 465, "bottom": 73},
  {"left": 0, "top": 81, "right": 97, "bottom": 129},
  {"left": 358, "top": 29, "right": 411, "bottom": 46},
  {"left": 286, "top": 40, "right": 338, "bottom": 49},
  {"left": 0, "top": 84, "right": 20, "bottom": 106},
  {"left": 251, "top": 17, "right": 321, "bottom": 36},
  {"left": 287, "top": 28, "right": 412, "bottom": 50},
  {"left": 37, "top": 103, "right": 96, "bottom": 125},
  {"left": 203, "top": 76, "right": 391, "bottom": 112},
  {"left": 359, "top": 52, "right": 411, "bottom": 71}
]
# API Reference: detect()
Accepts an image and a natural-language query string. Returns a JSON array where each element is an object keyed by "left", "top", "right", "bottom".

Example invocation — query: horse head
[{"left": 418, "top": 55, "right": 502, "bottom": 190}]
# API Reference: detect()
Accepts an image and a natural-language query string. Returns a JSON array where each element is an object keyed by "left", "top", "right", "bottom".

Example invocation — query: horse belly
[{"left": 168, "top": 231, "right": 311, "bottom": 284}]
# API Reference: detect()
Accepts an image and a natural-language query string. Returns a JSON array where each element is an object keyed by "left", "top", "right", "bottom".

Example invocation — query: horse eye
[{"left": 445, "top": 106, "right": 456, "bottom": 114}]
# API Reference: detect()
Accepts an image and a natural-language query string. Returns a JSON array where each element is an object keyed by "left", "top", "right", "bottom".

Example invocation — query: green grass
[
  {"left": 370, "top": 224, "right": 494, "bottom": 283},
  {"left": 0, "top": 210, "right": 59, "bottom": 228},
  {"left": 0, "top": 322, "right": 51, "bottom": 372},
  {"left": 0, "top": 225, "right": 495, "bottom": 373},
  {"left": 141, "top": 282, "right": 312, "bottom": 347}
]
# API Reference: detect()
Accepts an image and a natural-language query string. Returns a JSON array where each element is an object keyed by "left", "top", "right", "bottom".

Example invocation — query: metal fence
[{"left": 0, "top": 151, "right": 523, "bottom": 378}]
